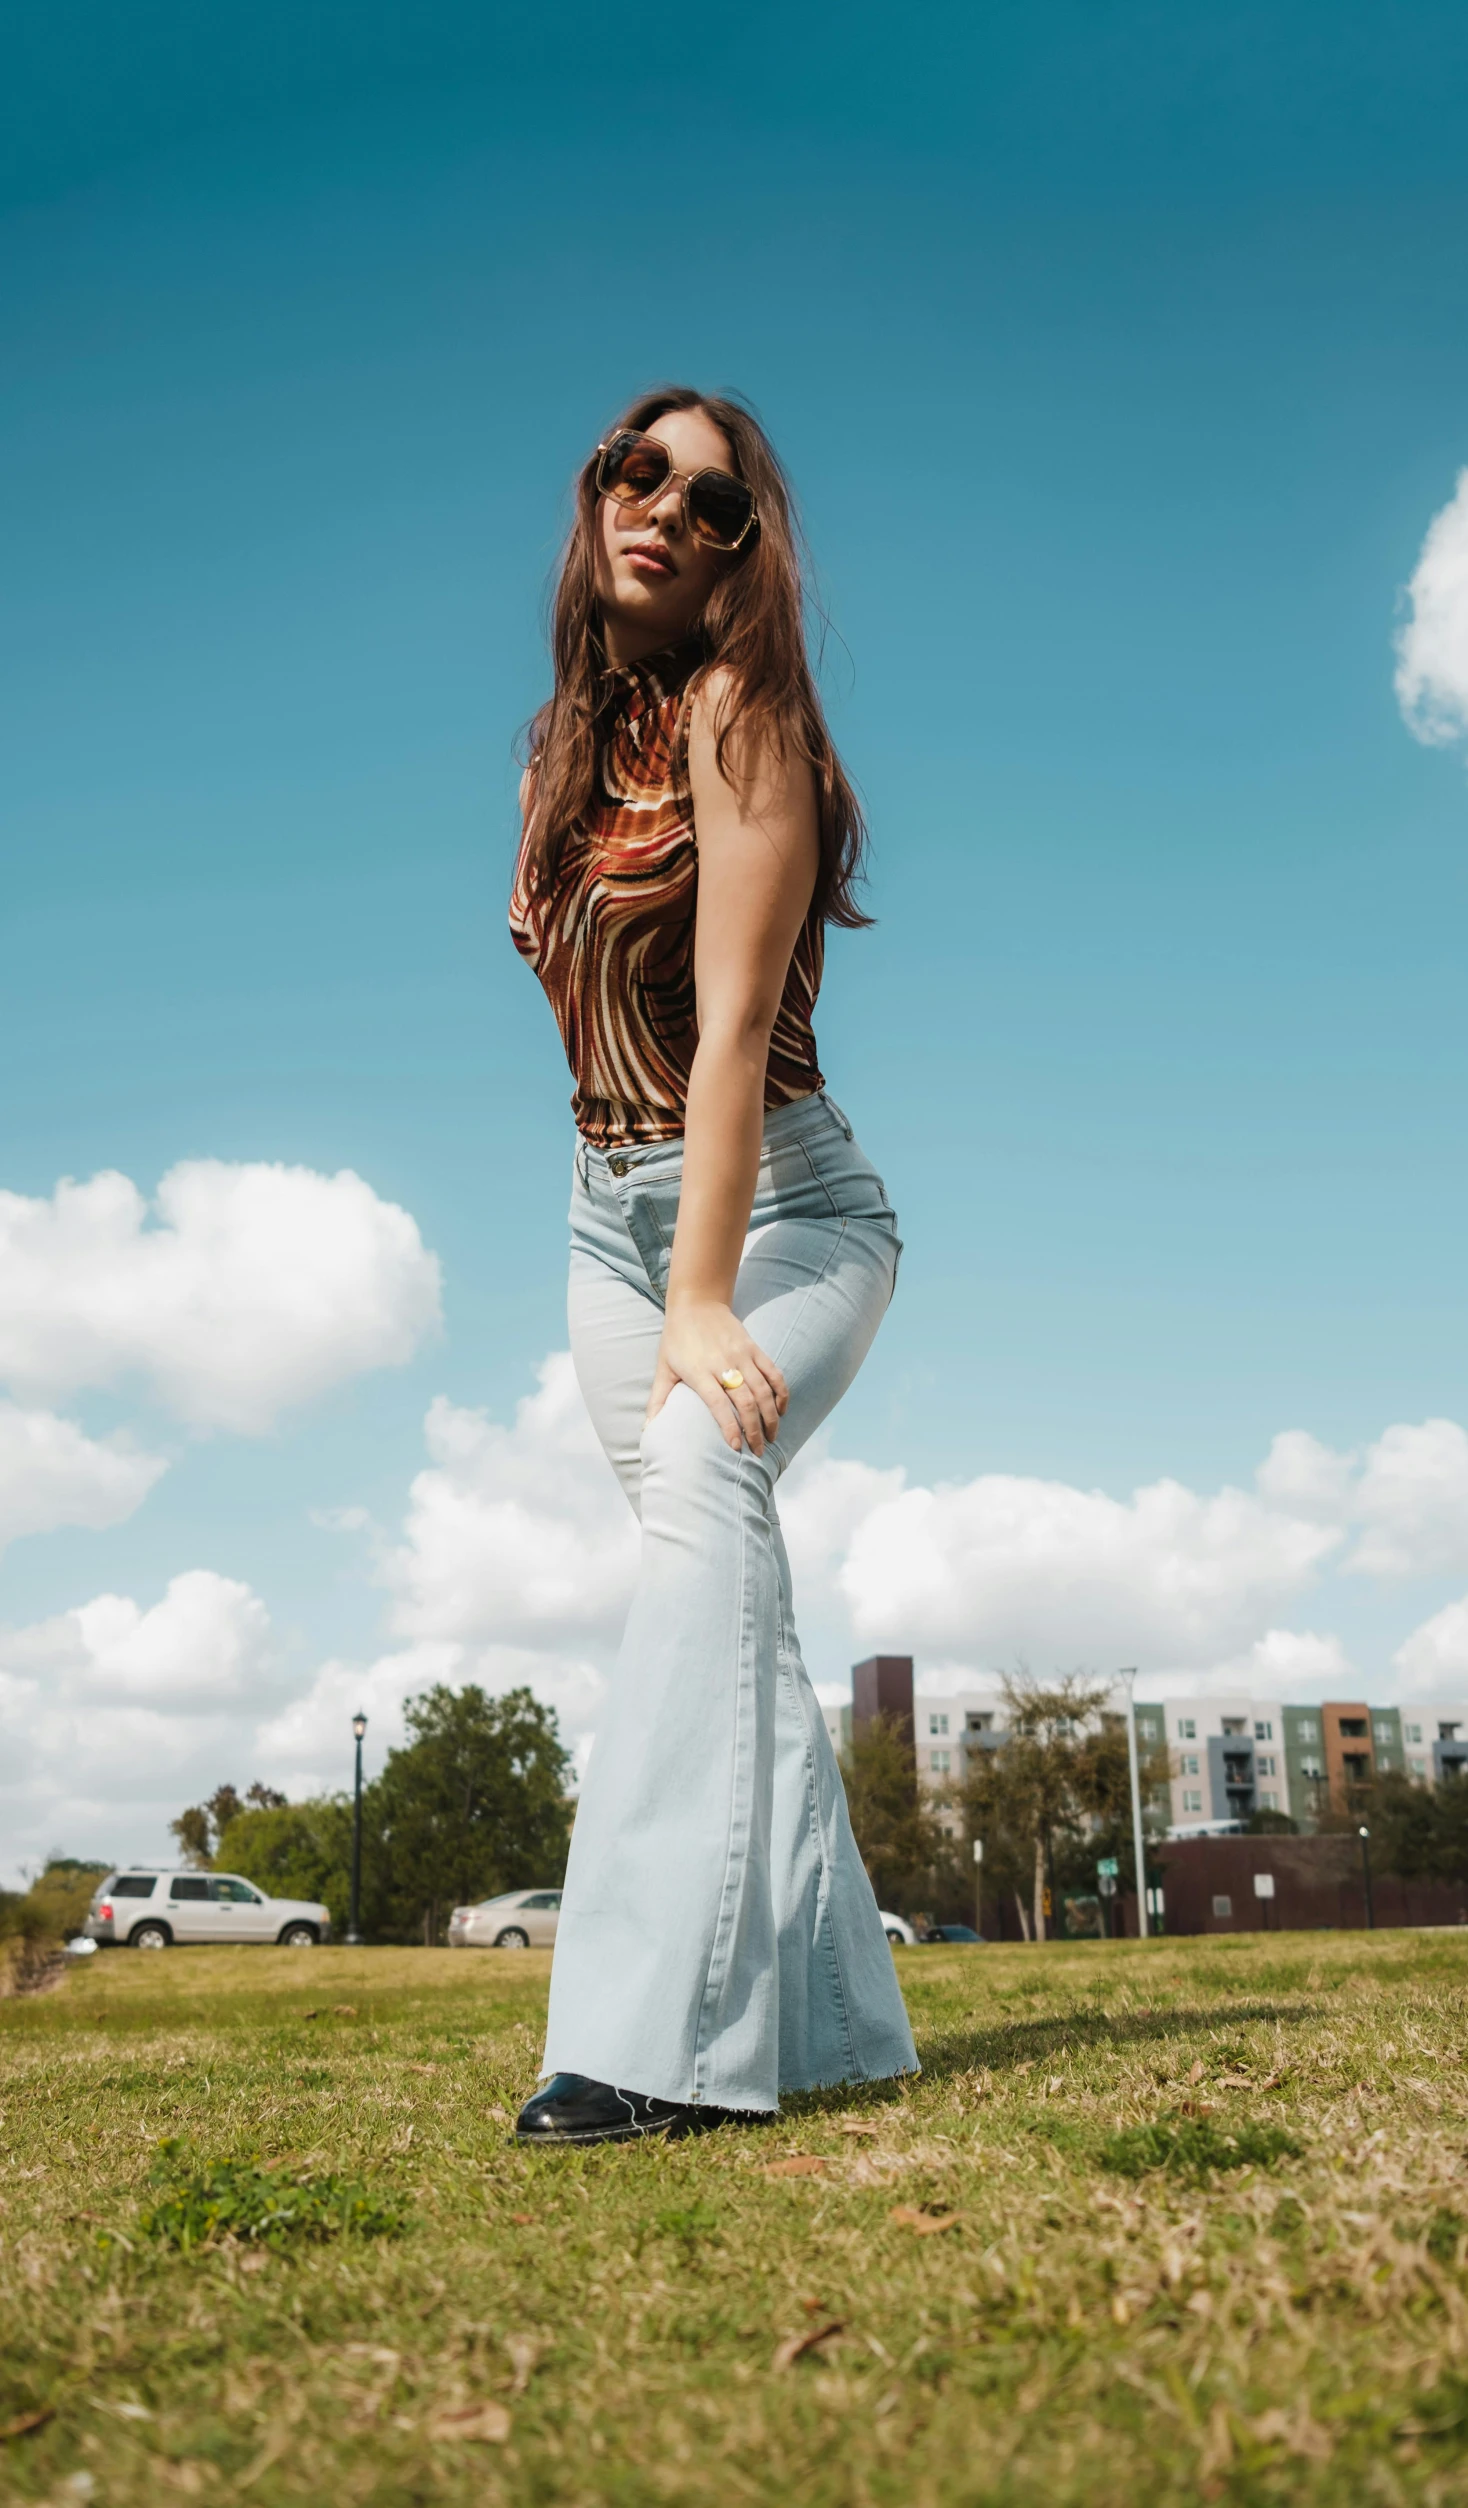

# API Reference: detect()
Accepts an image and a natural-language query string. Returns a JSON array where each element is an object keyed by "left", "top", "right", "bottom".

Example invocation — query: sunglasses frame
[{"left": 593, "top": 430, "right": 759, "bottom": 553}]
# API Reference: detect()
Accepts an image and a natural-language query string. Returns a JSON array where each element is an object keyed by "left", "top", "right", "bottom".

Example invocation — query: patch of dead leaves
[
  {"left": 761, "top": 2155, "right": 827, "bottom": 2179},
  {"left": 889, "top": 2204, "right": 961, "bottom": 2236}
]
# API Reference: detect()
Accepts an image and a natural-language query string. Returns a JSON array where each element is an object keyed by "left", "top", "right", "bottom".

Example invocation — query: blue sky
[{"left": 4, "top": 2, "right": 1468, "bottom": 1872}]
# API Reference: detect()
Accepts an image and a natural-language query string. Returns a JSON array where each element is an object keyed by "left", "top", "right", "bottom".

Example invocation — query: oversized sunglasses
[{"left": 594, "top": 429, "right": 759, "bottom": 552}]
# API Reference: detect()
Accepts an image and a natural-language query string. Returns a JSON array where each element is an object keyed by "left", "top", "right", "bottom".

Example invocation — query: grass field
[{"left": 3, "top": 1931, "right": 1468, "bottom": 2506}]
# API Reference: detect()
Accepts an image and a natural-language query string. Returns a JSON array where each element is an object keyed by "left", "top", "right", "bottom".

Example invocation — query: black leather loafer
[{"left": 514, "top": 2073, "right": 771, "bottom": 2146}]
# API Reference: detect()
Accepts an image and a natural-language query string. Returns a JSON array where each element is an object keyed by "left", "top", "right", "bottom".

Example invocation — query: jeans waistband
[{"left": 576, "top": 1088, "right": 852, "bottom": 1188}]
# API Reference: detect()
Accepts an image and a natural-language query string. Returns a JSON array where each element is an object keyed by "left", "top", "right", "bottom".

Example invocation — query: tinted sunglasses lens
[
  {"left": 600, "top": 432, "right": 672, "bottom": 505},
  {"left": 687, "top": 471, "right": 755, "bottom": 549}
]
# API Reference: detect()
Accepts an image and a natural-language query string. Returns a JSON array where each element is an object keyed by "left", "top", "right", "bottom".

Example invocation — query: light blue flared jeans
[{"left": 541, "top": 1088, "right": 919, "bottom": 2112}]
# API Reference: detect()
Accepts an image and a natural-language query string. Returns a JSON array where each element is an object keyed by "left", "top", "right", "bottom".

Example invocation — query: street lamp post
[
  {"left": 972, "top": 1836, "right": 984, "bottom": 1936},
  {"left": 347, "top": 1712, "right": 367, "bottom": 1946},
  {"left": 1358, "top": 1823, "right": 1375, "bottom": 1931},
  {"left": 1119, "top": 1669, "right": 1149, "bottom": 1939}
]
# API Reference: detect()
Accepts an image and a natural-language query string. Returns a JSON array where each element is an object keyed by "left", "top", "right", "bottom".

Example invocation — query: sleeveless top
[{"left": 508, "top": 642, "right": 825, "bottom": 1148}]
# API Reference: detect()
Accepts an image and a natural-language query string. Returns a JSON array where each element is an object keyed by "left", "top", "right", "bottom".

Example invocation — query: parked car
[
  {"left": 447, "top": 1888, "right": 562, "bottom": 1949},
  {"left": 878, "top": 1910, "right": 917, "bottom": 1946},
  {"left": 919, "top": 1923, "right": 986, "bottom": 1944},
  {"left": 83, "top": 1870, "right": 330, "bottom": 1949}
]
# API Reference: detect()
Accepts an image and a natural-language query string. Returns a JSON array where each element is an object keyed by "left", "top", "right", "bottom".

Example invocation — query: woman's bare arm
[{"left": 646, "top": 671, "right": 820, "bottom": 1455}]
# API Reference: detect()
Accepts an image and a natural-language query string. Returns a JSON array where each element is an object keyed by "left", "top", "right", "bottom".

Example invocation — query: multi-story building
[{"left": 821, "top": 1662, "right": 1468, "bottom": 1838}]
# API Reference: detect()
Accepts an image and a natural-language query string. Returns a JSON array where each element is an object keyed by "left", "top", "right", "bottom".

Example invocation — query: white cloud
[
  {"left": 0, "top": 1570, "right": 282, "bottom": 1879},
  {"left": 1348, "top": 1419, "right": 1468, "bottom": 1578},
  {"left": 0, "top": 1161, "right": 441, "bottom": 1433},
  {"left": 1393, "top": 1596, "right": 1468, "bottom": 1700},
  {"left": 1396, "top": 468, "right": 1468, "bottom": 748},
  {"left": 1255, "top": 1429, "right": 1356, "bottom": 1520},
  {"left": 1167, "top": 1627, "right": 1359, "bottom": 1702},
  {"left": 831, "top": 1467, "right": 1340, "bottom": 1670},
  {"left": 2, "top": 1569, "right": 275, "bottom": 1707},
  {"left": 382, "top": 1360, "right": 639, "bottom": 1649},
  {"left": 0, "top": 1402, "right": 165, "bottom": 1553}
]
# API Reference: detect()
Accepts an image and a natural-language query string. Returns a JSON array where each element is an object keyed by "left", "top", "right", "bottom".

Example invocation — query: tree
[
  {"left": 215, "top": 1800, "right": 357, "bottom": 1936},
  {"left": 840, "top": 1714, "right": 959, "bottom": 1919},
  {"left": 373, "top": 1685, "right": 571, "bottom": 1944},
  {"left": 170, "top": 1780, "right": 287, "bottom": 1868},
  {"left": 957, "top": 1675, "right": 1171, "bottom": 1939},
  {"left": 168, "top": 1688, "right": 571, "bottom": 1944}
]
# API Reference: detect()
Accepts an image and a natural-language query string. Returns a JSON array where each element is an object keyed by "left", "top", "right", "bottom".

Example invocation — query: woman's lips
[{"left": 625, "top": 544, "right": 676, "bottom": 579}]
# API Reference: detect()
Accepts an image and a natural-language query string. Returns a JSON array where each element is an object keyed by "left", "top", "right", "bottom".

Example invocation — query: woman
[{"left": 509, "top": 386, "right": 917, "bottom": 2144}]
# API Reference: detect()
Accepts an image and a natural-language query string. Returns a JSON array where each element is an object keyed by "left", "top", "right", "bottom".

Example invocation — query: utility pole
[
  {"left": 973, "top": 1835, "right": 984, "bottom": 1936},
  {"left": 1120, "top": 1669, "right": 1149, "bottom": 1939},
  {"left": 1358, "top": 1823, "right": 1375, "bottom": 1930},
  {"left": 347, "top": 1711, "right": 368, "bottom": 1946}
]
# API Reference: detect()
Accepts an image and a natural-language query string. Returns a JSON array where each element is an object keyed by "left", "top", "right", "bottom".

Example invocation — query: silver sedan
[{"left": 447, "top": 1888, "right": 562, "bottom": 1949}]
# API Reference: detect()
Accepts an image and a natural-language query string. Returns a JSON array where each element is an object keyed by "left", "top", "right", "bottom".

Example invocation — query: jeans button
[{"left": 608, "top": 1155, "right": 629, "bottom": 1177}]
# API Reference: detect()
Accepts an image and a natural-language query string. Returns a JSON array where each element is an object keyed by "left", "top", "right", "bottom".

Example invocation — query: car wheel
[
  {"left": 128, "top": 1921, "right": 171, "bottom": 1950},
  {"left": 278, "top": 1923, "right": 318, "bottom": 1947},
  {"left": 885, "top": 1927, "right": 906, "bottom": 1945},
  {"left": 493, "top": 1926, "right": 530, "bottom": 1949}
]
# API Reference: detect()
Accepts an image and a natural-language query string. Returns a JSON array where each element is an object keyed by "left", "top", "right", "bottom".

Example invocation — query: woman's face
[{"left": 593, "top": 405, "right": 738, "bottom": 664}]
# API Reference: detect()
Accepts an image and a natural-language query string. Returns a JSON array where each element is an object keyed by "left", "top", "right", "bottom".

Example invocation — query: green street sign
[{"left": 1096, "top": 1857, "right": 1120, "bottom": 1879}]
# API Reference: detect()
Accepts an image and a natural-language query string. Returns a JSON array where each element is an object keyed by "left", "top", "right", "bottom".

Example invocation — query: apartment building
[{"left": 822, "top": 1660, "right": 1468, "bottom": 1837}]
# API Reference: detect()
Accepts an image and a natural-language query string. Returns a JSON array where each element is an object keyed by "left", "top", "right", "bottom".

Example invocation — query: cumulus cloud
[
  {"left": 1396, "top": 468, "right": 1468, "bottom": 748},
  {"left": 382, "top": 1360, "right": 639, "bottom": 1649},
  {"left": 1393, "top": 1596, "right": 1468, "bottom": 1700},
  {"left": 0, "top": 1402, "right": 165, "bottom": 1553},
  {"left": 830, "top": 1466, "right": 1340, "bottom": 1669},
  {"left": 0, "top": 1569, "right": 281, "bottom": 1878},
  {"left": 0, "top": 1161, "right": 441, "bottom": 1433},
  {"left": 1349, "top": 1419, "right": 1468, "bottom": 1578}
]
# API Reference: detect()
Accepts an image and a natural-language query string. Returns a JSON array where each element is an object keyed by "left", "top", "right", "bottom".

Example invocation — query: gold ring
[{"left": 718, "top": 1369, "right": 745, "bottom": 1392}]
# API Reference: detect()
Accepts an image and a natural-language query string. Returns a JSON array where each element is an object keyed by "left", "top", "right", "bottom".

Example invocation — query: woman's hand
[{"left": 646, "top": 1298, "right": 789, "bottom": 1456}]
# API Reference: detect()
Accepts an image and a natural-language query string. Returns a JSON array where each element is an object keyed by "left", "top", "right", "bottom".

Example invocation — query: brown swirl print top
[{"left": 509, "top": 642, "right": 825, "bottom": 1149}]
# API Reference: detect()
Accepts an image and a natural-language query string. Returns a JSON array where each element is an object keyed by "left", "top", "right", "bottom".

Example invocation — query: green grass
[{"left": 3, "top": 1930, "right": 1468, "bottom": 2503}]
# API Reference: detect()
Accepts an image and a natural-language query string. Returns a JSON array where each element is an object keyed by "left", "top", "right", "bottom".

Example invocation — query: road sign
[
  {"left": 1253, "top": 1872, "right": 1276, "bottom": 1899},
  {"left": 1097, "top": 1857, "right": 1119, "bottom": 1878}
]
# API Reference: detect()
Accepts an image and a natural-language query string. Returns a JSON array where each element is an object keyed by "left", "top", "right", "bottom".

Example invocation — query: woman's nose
[{"left": 648, "top": 478, "right": 683, "bottom": 532}]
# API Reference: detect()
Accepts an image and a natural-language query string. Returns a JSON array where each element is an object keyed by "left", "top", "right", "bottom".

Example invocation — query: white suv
[{"left": 84, "top": 1869, "right": 331, "bottom": 1949}]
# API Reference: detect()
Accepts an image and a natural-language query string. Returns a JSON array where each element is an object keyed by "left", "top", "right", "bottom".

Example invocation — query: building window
[
  {"left": 1182, "top": 1790, "right": 1203, "bottom": 1813},
  {"left": 1138, "top": 1716, "right": 1158, "bottom": 1741},
  {"left": 1300, "top": 1759, "right": 1323, "bottom": 1782},
  {"left": 1404, "top": 1722, "right": 1422, "bottom": 1745},
  {"left": 1296, "top": 1718, "right": 1319, "bottom": 1743},
  {"left": 1338, "top": 1717, "right": 1368, "bottom": 1738},
  {"left": 1373, "top": 1721, "right": 1394, "bottom": 1746},
  {"left": 1411, "top": 1757, "right": 1428, "bottom": 1778},
  {"left": 1259, "top": 1789, "right": 1279, "bottom": 1810},
  {"left": 1254, "top": 1720, "right": 1273, "bottom": 1742},
  {"left": 1178, "top": 1718, "right": 1196, "bottom": 1741},
  {"left": 928, "top": 1713, "right": 949, "bottom": 1737},
  {"left": 929, "top": 1749, "right": 950, "bottom": 1774},
  {"left": 966, "top": 1711, "right": 994, "bottom": 1733},
  {"left": 1181, "top": 1753, "right": 1200, "bottom": 1776},
  {"left": 1440, "top": 1723, "right": 1461, "bottom": 1743},
  {"left": 1257, "top": 1754, "right": 1275, "bottom": 1777}
]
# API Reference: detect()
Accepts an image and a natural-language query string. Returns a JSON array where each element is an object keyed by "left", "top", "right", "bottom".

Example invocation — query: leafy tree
[
  {"left": 957, "top": 1675, "right": 1171, "bottom": 1939},
  {"left": 215, "top": 1799, "right": 357, "bottom": 1937},
  {"left": 171, "top": 1780, "right": 287, "bottom": 1868},
  {"left": 1351, "top": 1766, "right": 1468, "bottom": 1884},
  {"left": 839, "top": 1713, "right": 960, "bottom": 1919},
  {"left": 373, "top": 1685, "right": 571, "bottom": 1944}
]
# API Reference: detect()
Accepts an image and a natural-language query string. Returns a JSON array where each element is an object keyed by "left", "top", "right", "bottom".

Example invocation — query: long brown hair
[{"left": 520, "top": 385, "right": 870, "bottom": 929}]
